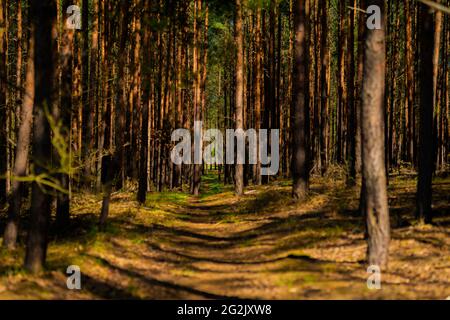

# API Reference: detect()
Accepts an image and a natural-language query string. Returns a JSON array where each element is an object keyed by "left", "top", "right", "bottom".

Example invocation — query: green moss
[
  {"left": 146, "top": 191, "right": 190, "bottom": 207},
  {"left": 199, "top": 173, "right": 225, "bottom": 198},
  {"left": 302, "top": 274, "right": 317, "bottom": 284}
]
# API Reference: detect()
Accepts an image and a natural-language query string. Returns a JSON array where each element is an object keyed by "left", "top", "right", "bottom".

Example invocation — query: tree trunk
[
  {"left": 89, "top": 0, "right": 100, "bottom": 182},
  {"left": 416, "top": 2, "right": 436, "bottom": 224},
  {"left": 99, "top": 0, "right": 130, "bottom": 228},
  {"left": 234, "top": 0, "right": 244, "bottom": 196},
  {"left": 55, "top": 0, "right": 75, "bottom": 229},
  {"left": 361, "top": 0, "right": 390, "bottom": 269},
  {"left": 15, "top": 0, "right": 23, "bottom": 111},
  {"left": 355, "top": 0, "right": 365, "bottom": 173},
  {"left": 319, "top": 0, "right": 328, "bottom": 176},
  {"left": 254, "top": 7, "right": 263, "bottom": 185},
  {"left": 336, "top": 0, "right": 347, "bottom": 164},
  {"left": 138, "top": 2, "right": 151, "bottom": 204},
  {"left": 405, "top": 0, "right": 415, "bottom": 164},
  {"left": 0, "top": 0, "right": 7, "bottom": 204},
  {"left": 81, "top": 0, "right": 93, "bottom": 189},
  {"left": 347, "top": 1, "right": 356, "bottom": 185},
  {"left": 3, "top": 30, "right": 34, "bottom": 249},
  {"left": 24, "top": 0, "right": 57, "bottom": 274},
  {"left": 191, "top": 0, "right": 202, "bottom": 195},
  {"left": 433, "top": 8, "right": 442, "bottom": 109},
  {"left": 291, "top": 0, "right": 309, "bottom": 200},
  {"left": 130, "top": 1, "right": 141, "bottom": 180}
]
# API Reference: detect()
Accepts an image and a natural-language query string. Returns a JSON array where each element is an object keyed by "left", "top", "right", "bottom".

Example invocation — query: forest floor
[{"left": 0, "top": 170, "right": 449, "bottom": 300}]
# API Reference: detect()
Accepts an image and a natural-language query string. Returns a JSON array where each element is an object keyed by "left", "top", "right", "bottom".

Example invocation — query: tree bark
[
  {"left": 405, "top": 0, "right": 415, "bottom": 164},
  {"left": 24, "top": 0, "right": 57, "bottom": 274},
  {"left": 416, "top": 2, "right": 436, "bottom": 224},
  {"left": 347, "top": 1, "right": 356, "bottom": 185},
  {"left": 191, "top": 0, "right": 202, "bottom": 195},
  {"left": 138, "top": 2, "right": 151, "bottom": 204},
  {"left": 319, "top": 0, "right": 329, "bottom": 176},
  {"left": 234, "top": 0, "right": 244, "bottom": 196},
  {"left": 55, "top": 0, "right": 75, "bottom": 229},
  {"left": 361, "top": 0, "right": 390, "bottom": 269},
  {"left": 291, "top": 0, "right": 309, "bottom": 200},
  {"left": 0, "top": 0, "right": 7, "bottom": 204},
  {"left": 254, "top": 6, "right": 263, "bottom": 185},
  {"left": 3, "top": 30, "right": 34, "bottom": 249},
  {"left": 81, "top": 0, "right": 93, "bottom": 189},
  {"left": 99, "top": 0, "right": 130, "bottom": 228}
]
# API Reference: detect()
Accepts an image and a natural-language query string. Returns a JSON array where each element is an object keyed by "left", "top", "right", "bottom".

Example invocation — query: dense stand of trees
[{"left": 0, "top": 0, "right": 449, "bottom": 272}]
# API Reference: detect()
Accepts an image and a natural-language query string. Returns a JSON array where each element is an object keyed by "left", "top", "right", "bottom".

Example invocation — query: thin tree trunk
[
  {"left": 15, "top": 0, "right": 22, "bottom": 110},
  {"left": 191, "top": 0, "right": 202, "bottom": 195},
  {"left": 130, "top": 1, "right": 141, "bottom": 180},
  {"left": 292, "top": 0, "right": 309, "bottom": 200},
  {"left": 254, "top": 6, "right": 262, "bottom": 185},
  {"left": 347, "top": 1, "right": 356, "bottom": 185},
  {"left": 234, "top": 0, "right": 244, "bottom": 196},
  {"left": 416, "top": 2, "right": 436, "bottom": 224},
  {"left": 336, "top": 0, "right": 347, "bottom": 164},
  {"left": 55, "top": 0, "right": 75, "bottom": 229},
  {"left": 81, "top": 0, "right": 93, "bottom": 189},
  {"left": 99, "top": 0, "right": 130, "bottom": 228},
  {"left": 355, "top": 0, "right": 365, "bottom": 173},
  {"left": 319, "top": 0, "right": 328, "bottom": 176},
  {"left": 0, "top": 0, "right": 7, "bottom": 204},
  {"left": 3, "top": 32, "right": 34, "bottom": 249},
  {"left": 405, "top": 0, "right": 415, "bottom": 164},
  {"left": 433, "top": 8, "right": 442, "bottom": 109},
  {"left": 89, "top": 0, "right": 99, "bottom": 182},
  {"left": 138, "top": 2, "right": 151, "bottom": 204}
]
